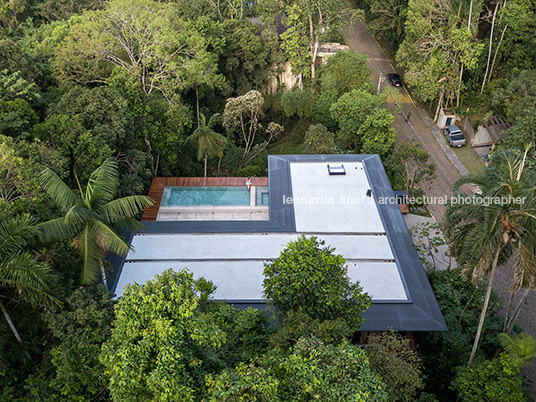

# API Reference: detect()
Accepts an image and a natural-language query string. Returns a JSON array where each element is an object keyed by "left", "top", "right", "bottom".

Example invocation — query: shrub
[
  {"left": 366, "top": 331, "right": 424, "bottom": 402},
  {"left": 237, "top": 165, "right": 262, "bottom": 177},
  {"left": 304, "top": 124, "right": 337, "bottom": 154},
  {"left": 453, "top": 353, "right": 529, "bottom": 401}
]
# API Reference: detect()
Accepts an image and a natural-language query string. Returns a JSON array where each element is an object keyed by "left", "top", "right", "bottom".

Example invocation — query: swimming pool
[{"left": 161, "top": 186, "right": 269, "bottom": 207}]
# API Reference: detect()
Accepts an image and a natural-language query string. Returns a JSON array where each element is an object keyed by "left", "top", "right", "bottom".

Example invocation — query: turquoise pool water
[{"left": 161, "top": 186, "right": 269, "bottom": 206}]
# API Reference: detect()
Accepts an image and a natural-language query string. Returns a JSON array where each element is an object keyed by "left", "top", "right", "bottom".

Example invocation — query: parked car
[
  {"left": 386, "top": 73, "right": 403, "bottom": 87},
  {"left": 443, "top": 125, "right": 467, "bottom": 147}
]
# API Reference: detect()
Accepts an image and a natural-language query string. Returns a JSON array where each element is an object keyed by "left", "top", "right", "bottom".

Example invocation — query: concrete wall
[
  {"left": 460, "top": 116, "right": 476, "bottom": 145},
  {"left": 269, "top": 60, "right": 298, "bottom": 93},
  {"left": 437, "top": 108, "right": 459, "bottom": 129}
]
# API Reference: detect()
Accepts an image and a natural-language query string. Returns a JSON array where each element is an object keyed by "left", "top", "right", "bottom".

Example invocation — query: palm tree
[
  {"left": 38, "top": 159, "right": 153, "bottom": 286},
  {"left": 0, "top": 215, "right": 61, "bottom": 345},
  {"left": 444, "top": 148, "right": 536, "bottom": 364},
  {"left": 187, "top": 113, "right": 228, "bottom": 178}
]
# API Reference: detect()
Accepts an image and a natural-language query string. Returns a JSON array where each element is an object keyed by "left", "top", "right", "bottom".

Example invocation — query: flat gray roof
[
  {"left": 116, "top": 233, "right": 405, "bottom": 301},
  {"left": 110, "top": 154, "right": 447, "bottom": 332},
  {"left": 290, "top": 161, "right": 385, "bottom": 233}
]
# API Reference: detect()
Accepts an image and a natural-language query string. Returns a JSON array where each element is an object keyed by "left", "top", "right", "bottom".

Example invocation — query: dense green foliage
[
  {"left": 101, "top": 269, "right": 226, "bottom": 401},
  {"left": 263, "top": 235, "right": 371, "bottom": 329},
  {"left": 23, "top": 285, "right": 113, "bottom": 400},
  {"left": 2, "top": 0, "right": 535, "bottom": 399},
  {"left": 207, "top": 337, "right": 389, "bottom": 401},
  {"left": 366, "top": 331, "right": 424, "bottom": 401},
  {"left": 415, "top": 268, "right": 505, "bottom": 400},
  {"left": 453, "top": 353, "right": 529, "bottom": 401}
]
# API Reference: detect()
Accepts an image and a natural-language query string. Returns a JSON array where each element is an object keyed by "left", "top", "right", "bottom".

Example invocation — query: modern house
[{"left": 111, "top": 155, "right": 447, "bottom": 332}]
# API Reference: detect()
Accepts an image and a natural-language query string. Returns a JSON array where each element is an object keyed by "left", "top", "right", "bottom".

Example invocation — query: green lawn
[{"left": 451, "top": 145, "right": 484, "bottom": 176}]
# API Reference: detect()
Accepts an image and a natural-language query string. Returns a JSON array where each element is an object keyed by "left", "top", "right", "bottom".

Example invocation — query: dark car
[
  {"left": 386, "top": 73, "right": 403, "bottom": 87},
  {"left": 443, "top": 125, "right": 467, "bottom": 147}
]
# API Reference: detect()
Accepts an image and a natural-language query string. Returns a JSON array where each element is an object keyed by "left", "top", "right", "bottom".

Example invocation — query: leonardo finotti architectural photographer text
[{"left": 282, "top": 194, "right": 525, "bottom": 206}]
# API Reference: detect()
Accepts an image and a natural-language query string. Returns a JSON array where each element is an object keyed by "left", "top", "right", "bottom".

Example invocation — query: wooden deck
[{"left": 141, "top": 177, "right": 269, "bottom": 221}]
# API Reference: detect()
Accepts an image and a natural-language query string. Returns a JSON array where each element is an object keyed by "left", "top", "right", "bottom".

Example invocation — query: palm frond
[
  {"left": 92, "top": 220, "right": 131, "bottom": 257},
  {"left": 36, "top": 217, "right": 75, "bottom": 243},
  {"left": 39, "top": 168, "right": 79, "bottom": 214},
  {"left": 0, "top": 216, "right": 41, "bottom": 257},
  {"left": 112, "top": 218, "right": 148, "bottom": 234},
  {"left": 77, "top": 226, "right": 104, "bottom": 285},
  {"left": 64, "top": 205, "right": 99, "bottom": 227},
  {"left": 100, "top": 196, "right": 154, "bottom": 224},
  {"left": 86, "top": 158, "right": 119, "bottom": 206},
  {"left": 0, "top": 252, "right": 62, "bottom": 308},
  {"left": 206, "top": 113, "right": 221, "bottom": 129},
  {"left": 497, "top": 332, "right": 536, "bottom": 366}
]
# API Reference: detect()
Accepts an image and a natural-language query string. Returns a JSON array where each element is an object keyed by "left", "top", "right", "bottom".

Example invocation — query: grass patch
[{"left": 451, "top": 145, "right": 484, "bottom": 176}]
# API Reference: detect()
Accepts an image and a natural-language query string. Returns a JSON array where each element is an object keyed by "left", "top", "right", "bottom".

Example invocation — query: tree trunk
[
  {"left": 99, "top": 260, "right": 108, "bottom": 288},
  {"left": 457, "top": 1, "right": 472, "bottom": 107},
  {"left": 204, "top": 153, "right": 208, "bottom": 178},
  {"left": 434, "top": 89, "right": 444, "bottom": 122},
  {"left": 503, "top": 287, "right": 516, "bottom": 332},
  {"left": 488, "top": 24, "right": 508, "bottom": 84},
  {"left": 195, "top": 85, "right": 200, "bottom": 129},
  {"left": 506, "top": 287, "right": 532, "bottom": 333},
  {"left": 467, "top": 0, "right": 473, "bottom": 30},
  {"left": 311, "top": 41, "right": 320, "bottom": 79},
  {"left": 457, "top": 63, "right": 464, "bottom": 107},
  {"left": 309, "top": 14, "right": 314, "bottom": 78},
  {"left": 468, "top": 244, "right": 502, "bottom": 365},
  {"left": 481, "top": 2, "right": 499, "bottom": 94},
  {"left": 0, "top": 300, "right": 23, "bottom": 344}
]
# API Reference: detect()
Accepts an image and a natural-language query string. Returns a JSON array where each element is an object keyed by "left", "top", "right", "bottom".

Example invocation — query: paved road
[{"left": 341, "top": 20, "right": 462, "bottom": 220}]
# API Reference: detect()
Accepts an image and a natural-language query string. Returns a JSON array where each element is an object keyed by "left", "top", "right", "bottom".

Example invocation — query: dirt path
[{"left": 341, "top": 17, "right": 536, "bottom": 397}]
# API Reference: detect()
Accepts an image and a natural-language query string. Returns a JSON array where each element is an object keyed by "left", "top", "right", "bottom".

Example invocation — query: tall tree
[
  {"left": 222, "top": 90, "right": 264, "bottom": 156},
  {"left": 38, "top": 158, "right": 153, "bottom": 285},
  {"left": 385, "top": 139, "right": 436, "bottom": 199},
  {"left": 207, "top": 337, "right": 388, "bottom": 401},
  {"left": 0, "top": 215, "right": 60, "bottom": 345},
  {"left": 396, "top": 0, "right": 483, "bottom": 118},
  {"left": 281, "top": 0, "right": 359, "bottom": 80},
  {"left": 329, "top": 89, "right": 391, "bottom": 152},
  {"left": 54, "top": 0, "right": 214, "bottom": 99},
  {"left": 100, "top": 269, "right": 226, "bottom": 401},
  {"left": 187, "top": 113, "right": 228, "bottom": 178},
  {"left": 263, "top": 235, "right": 371, "bottom": 329},
  {"left": 444, "top": 148, "right": 536, "bottom": 364},
  {"left": 319, "top": 49, "right": 371, "bottom": 96}
]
